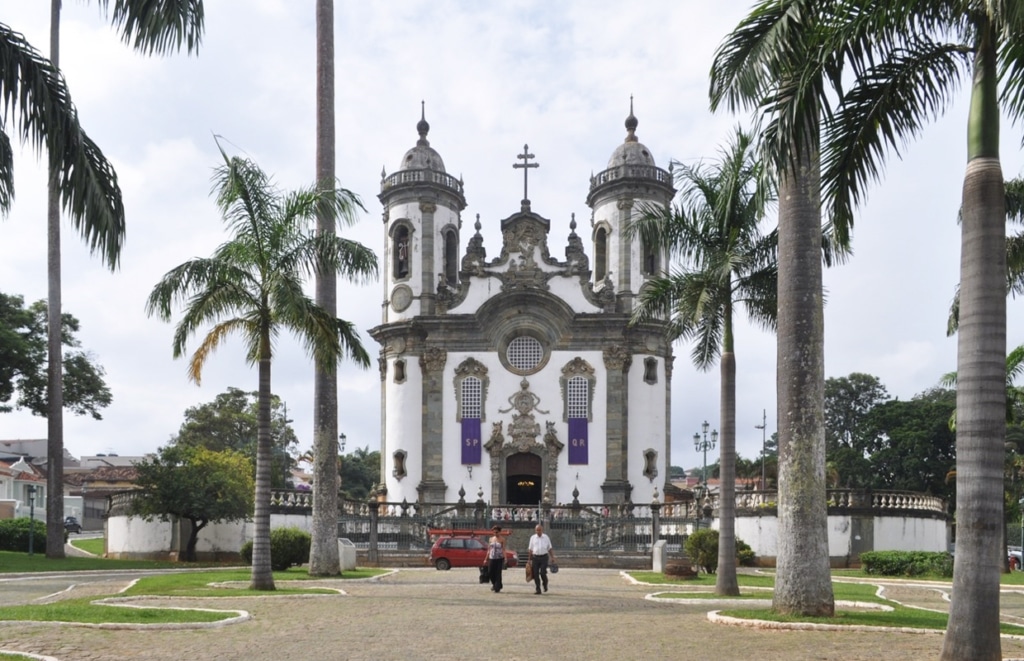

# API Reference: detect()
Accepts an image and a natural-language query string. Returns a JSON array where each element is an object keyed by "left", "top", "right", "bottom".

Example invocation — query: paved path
[{"left": 2, "top": 568, "right": 1024, "bottom": 661}]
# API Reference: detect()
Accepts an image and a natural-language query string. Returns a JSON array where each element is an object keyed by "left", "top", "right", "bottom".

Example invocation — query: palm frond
[
  {"left": 823, "top": 38, "right": 970, "bottom": 239},
  {"left": 0, "top": 23, "right": 125, "bottom": 267},
  {"left": 187, "top": 319, "right": 249, "bottom": 384},
  {"left": 100, "top": 0, "right": 204, "bottom": 56}
]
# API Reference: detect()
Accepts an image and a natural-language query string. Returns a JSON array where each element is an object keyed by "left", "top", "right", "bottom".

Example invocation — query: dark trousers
[
  {"left": 488, "top": 557, "right": 504, "bottom": 592},
  {"left": 532, "top": 553, "right": 549, "bottom": 591}
]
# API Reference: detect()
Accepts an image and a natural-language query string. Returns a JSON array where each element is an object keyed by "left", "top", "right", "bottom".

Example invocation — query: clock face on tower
[{"left": 391, "top": 285, "right": 413, "bottom": 312}]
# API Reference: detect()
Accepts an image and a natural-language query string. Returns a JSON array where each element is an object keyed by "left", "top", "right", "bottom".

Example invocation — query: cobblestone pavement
[{"left": 2, "top": 568, "right": 1024, "bottom": 661}]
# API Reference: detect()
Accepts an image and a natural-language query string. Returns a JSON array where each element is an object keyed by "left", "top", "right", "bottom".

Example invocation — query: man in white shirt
[{"left": 528, "top": 523, "right": 556, "bottom": 594}]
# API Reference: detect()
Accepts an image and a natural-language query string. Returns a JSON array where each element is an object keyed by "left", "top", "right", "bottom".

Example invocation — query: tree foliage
[
  {"left": 0, "top": 292, "right": 111, "bottom": 418},
  {"left": 339, "top": 446, "right": 380, "bottom": 501},
  {"left": 130, "top": 445, "right": 253, "bottom": 562},
  {"left": 173, "top": 387, "right": 298, "bottom": 488}
]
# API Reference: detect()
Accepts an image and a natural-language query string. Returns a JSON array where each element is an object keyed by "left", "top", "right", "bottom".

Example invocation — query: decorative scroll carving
[
  {"left": 419, "top": 201, "right": 437, "bottom": 213},
  {"left": 603, "top": 345, "right": 632, "bottom": 371},
  {"left": 419, "top": 347, "right": 447, "bottom": 373}
]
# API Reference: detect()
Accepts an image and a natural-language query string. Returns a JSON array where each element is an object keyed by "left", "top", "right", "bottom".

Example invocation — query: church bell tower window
[
  {"left": 393, "top": 224, "right": 411, "bottom": 280},
  {"left": 443, "top": 228, "right": 459, "bottom": 286},
  {"left": 594, "top": 226, "right": 609, "bottom": 281}
]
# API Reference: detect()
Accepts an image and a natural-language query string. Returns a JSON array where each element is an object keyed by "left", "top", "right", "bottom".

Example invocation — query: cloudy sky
[{"left": 2, "top": 1, "right": 1023, "bottom": 474}]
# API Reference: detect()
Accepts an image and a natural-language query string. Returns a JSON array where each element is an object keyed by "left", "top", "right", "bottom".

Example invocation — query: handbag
[
  {"left": 525, "top": 560, "right": 534, "bottom": 582},
  {"left": 479, "top": 564, "right": 490, "bottom": 583},
  {"left": 549, "top": 563, "right": 559, "bottom": 574}
]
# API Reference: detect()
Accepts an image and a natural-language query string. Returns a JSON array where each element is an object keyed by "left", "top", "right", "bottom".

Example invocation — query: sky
[{"left": 2, "top": 1, "right": 1023, "bottom": 475}]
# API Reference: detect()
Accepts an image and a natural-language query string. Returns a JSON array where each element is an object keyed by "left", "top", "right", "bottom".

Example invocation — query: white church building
[{"left": 370, "top": 103, "right": 677, "bottom": 507}]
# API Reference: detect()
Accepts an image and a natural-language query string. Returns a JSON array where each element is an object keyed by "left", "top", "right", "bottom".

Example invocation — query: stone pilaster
[
  {"left": 420, "top": 201, "right": 437, "bottom": 315},
  {"left": 602, "top": 345, "right": 632, "bottom": 503},
  {"left": 418, "top": 347, "right": 447, "bottom": 501}
]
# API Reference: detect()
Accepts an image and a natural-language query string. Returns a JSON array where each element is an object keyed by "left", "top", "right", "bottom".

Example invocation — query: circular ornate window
[{"left": 506, "top": 336, "right": 544, "bottom": 373}]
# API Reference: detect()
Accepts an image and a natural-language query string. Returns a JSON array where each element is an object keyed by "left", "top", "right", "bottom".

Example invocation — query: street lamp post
[
  {"left": 755, "top": 409, "right": 767, "bottom": 490},
  {"left": 27, "top": 485, "right": 37, "bottom": 556},
  {"left": 692, "top": 420, "right": 718, "bottom": 499}
]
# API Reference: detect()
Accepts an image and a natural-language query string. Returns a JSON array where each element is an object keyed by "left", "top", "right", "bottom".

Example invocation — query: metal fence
[{"left": 337, "top": 499, "right": 710, "bottom": 567}]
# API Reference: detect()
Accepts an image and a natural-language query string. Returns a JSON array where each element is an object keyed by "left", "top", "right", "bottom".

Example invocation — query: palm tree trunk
[
  {"left": 45, "top": 0, "right": 66, "bottom": 560},
  {"left": 250, "top": 353, "right": 276, "bottom": 591},
  {"left": 310, "top": 0, "right": 341, "bottom": 576},
  {"left": 941, "top": 27, "right": 1004, "bottom": 660},
  {"left": 772, "top": 123, "right": 834, "bottom": 616},
  {"left": 715, "top": 344, "right": 739, "bottom": 595}
]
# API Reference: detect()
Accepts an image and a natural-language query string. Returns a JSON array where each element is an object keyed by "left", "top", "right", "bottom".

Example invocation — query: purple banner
[
  {"left": 568, "top": 418, "right": 588, "bottom": 465},
  {"left": 462, "top": 418, "right": 482, "bottom": 464}
]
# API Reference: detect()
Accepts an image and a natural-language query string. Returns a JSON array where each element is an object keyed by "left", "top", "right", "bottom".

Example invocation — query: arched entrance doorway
[{"left": 505, "top": 452, "right": 542, "bottom": 504}]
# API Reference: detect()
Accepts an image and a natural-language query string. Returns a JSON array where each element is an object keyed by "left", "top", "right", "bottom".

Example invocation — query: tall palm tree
[
  {"left": 816, "top": 3, "right": 1024, "bottom": 655},
  {"left": 947, "top": 176, "right": 1024, "bottom": 334},
  {"left": 630, "top": 128, "right": 776, "bottom": 597},
  {"left": 310, "top": 0, "right": 340, "bottom": 576},
  {"left": 709, "top": 0, "right": 862, "bottom": 616},
  {"left": 43, "top": 0, "right": 204, "bottom": 558},
  {"left": 146, "top": 144, "right": 377, "bottom": 589}
]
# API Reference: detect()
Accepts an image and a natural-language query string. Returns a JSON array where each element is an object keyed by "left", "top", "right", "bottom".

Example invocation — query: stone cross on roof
[{"left": 513, "top": 144, "right": 539, "bottom": 210}]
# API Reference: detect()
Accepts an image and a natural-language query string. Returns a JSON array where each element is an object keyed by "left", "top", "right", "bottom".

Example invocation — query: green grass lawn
[
  {"left": 0, "top": 550, "right": 222, "bottom": 573},
  {"left": 629, "top": 569, "right": 1024, "bottom": 634},
  {"left": 69, "top": 536, "right": 105, "bottom": 556},
  {"left": 0, "top": 566, "right": 385, "bottom": 626}
]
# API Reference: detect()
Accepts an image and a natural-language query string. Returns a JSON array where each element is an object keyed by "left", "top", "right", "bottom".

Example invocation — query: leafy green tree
[
  {"left": 629, "top": 128, "right": 776, "bottom": 597},
  {"left": 339, "top": 446, "right": 381, "bottom": 501},
  {"left": 130, "top": 445, "right": 253, "bottom": 562},
  {"left": 174, "top": 387, "right": 299, "bottom": 488},
  {"left": 0, "top": 293, "right": 111, "bottom": 418},
  {"left": 824, "top": 373, "right": 890, "bottom": 487},
  {"left": 146, "top": 142, "right": 377, "bottom": 591},
  {"left": 865, "top": 395, "right": 957, "bottom": 500}
]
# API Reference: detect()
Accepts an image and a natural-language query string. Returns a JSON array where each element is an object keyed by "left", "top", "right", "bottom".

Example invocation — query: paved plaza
[{"left": 3, "top": 568, "right": 1024, "bottom": 661}]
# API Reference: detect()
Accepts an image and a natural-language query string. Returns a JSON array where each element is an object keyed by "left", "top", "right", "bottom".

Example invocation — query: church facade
[{"left": 369, "top": 104, "right": 676, "bottom": 506}]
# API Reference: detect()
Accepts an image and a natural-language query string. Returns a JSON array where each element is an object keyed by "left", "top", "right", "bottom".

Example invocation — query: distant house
[{"left": 0, "top": 457, "right": 47, "bottom": 520}]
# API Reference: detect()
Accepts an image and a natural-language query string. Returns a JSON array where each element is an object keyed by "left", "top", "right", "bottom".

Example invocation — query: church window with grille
[
  {"left": 461, "top": 377, "right": 482, "bottom": 419},
  {"left": 507, "top": 336, "right": 544, "bottom": 372},
  {"left": 568, "top": 377, "right": 589, "bottom": 418},
  {"left": 459, "top": 373, "right": 484, "bottom": 465}
]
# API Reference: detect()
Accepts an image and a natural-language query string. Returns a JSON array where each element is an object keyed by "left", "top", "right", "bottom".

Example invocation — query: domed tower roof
[
  {"left": 606, "top": 97, "right": 657, "bottom": 168},
  {"left": 398, "top": 101, "right": 446, "bottom": 173}
]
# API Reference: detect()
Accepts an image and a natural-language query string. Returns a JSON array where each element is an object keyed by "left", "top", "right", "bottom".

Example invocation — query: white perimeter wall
[
  {"left": 106, "top": 513, "right": 312, "bottom": 559},
  {"left": 736, "top": 513, "right": 949, "bottom": 560}
]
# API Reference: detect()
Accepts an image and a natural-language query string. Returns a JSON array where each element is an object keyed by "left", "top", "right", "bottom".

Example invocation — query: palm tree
[
  {"left": 146, "top": 143, "right": 377, "bottom": 589},
  {"left": 41, "top": 0, "right": 204, "bottom": 558},
  {"left": 709, "top": 0, "right": 860, "bottom": 616},
  {"left": 947, "top": 176, "right": 1024, "bottom": 334},
  {"left": 310, "top": 0, "right": 340, "bottom": 576},
  {"left": 816, "top": 3, "right": 1024, "bottom": 655},
  {"left": 630, "top": 128, "right": 776, "bottom": 597}
]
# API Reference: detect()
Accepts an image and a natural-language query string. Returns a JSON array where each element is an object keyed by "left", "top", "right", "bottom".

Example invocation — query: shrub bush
[
  {"left": 0, "top": 517, "right": 47, "bottom": 553},
  {"left": 859, "top": 550, "right": 953, "bottom": 578},
  {"left": 239, "top": 527, "right": 312, "bottom": 571},
  {"left": 683, "top": 529, "right": 756, "bottom": 573}
]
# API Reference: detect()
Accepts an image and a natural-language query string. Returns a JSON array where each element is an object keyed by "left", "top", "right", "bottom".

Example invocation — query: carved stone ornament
[
  {"left": 603, "top": 345, "right": 632, "bottom": 370},
  {"left": 561, "top": 356, "right": 595, "bottom": 379},
  {"left": 391, "top": 284, "right": 413, "bottom": 312},
  {"left": 419, "top": 347, "right": 447, "bottom": 373},
  {"left": 665, "top": 355, "right": 675, "bottom": 381},
  {"left": 419, "top": 201, "right": 437, "bottom": 214},
  {"left": 378, "top": 355, "right": 387, "bottom": 381}
]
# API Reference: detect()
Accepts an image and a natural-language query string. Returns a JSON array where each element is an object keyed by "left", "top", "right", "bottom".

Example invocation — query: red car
[{"left": 428, "top": 529, "right": 519, "bottom": 571}]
